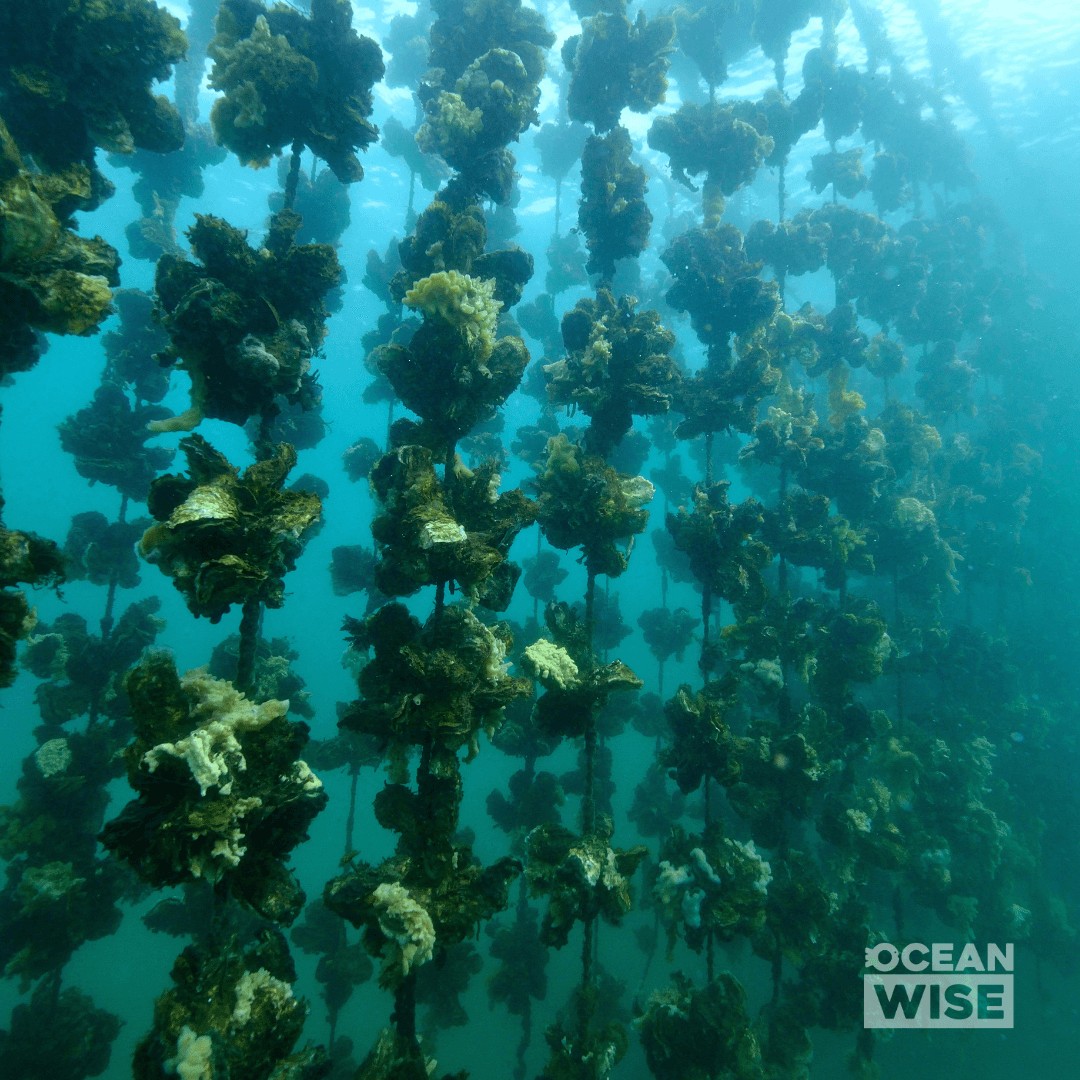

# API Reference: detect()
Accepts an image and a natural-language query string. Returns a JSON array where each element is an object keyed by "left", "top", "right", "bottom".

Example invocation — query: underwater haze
[{"left": 1, "top": 1, "right": 1079, "bottom": 1078}]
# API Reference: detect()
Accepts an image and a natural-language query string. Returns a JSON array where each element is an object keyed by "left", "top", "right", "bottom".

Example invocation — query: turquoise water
[{"left": 2, "top": 1, "right": 1080, "bottom": 1077}]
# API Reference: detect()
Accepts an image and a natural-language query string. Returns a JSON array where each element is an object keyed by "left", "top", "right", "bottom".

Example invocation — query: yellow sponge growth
[{"left": 404, "top": 269, "right": 501, "bottom": 363}]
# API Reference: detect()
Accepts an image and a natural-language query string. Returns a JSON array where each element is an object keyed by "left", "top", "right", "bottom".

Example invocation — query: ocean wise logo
[{"left": 863, "top": 942, "right": 1014, "bottom": 1029}]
